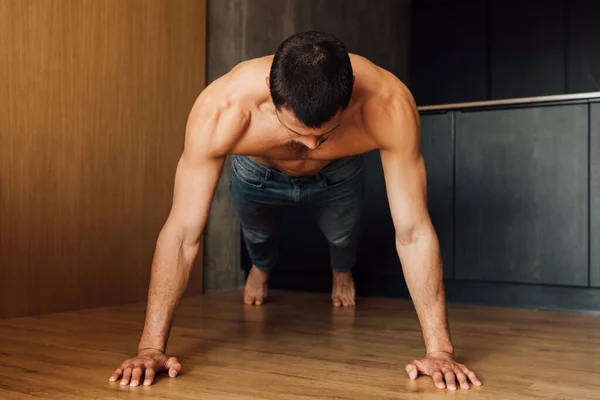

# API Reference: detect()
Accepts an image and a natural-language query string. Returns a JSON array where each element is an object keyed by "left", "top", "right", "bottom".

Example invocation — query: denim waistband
[{"left": 231, "top": 154, "right": 364, "bottom": 183}]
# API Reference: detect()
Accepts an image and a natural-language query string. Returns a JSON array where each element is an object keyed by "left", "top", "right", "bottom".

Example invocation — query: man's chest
[{"left": 237, "top": 124, "right": 377, "bottom": 161}]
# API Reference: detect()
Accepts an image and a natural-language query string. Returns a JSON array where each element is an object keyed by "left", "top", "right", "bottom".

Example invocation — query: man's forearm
[
  {"left": 396, "top": 228, "right": 453, "bottom": 355},
  {"left": 138, "top": 227, "right": 200, "bottom": 353}
]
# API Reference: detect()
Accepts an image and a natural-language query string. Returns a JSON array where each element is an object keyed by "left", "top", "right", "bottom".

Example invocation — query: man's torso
[{"left": 195, "top": 54, "right": 411, "bottom": 177}]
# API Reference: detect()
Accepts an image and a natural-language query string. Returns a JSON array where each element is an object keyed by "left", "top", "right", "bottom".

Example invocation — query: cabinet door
[
  {"left": 455, "top": 104, "right": 588, "bottom": 286},
  {"left": 489, "top": 0, "right": 566, "bottom": 99},
  {"left": 420, "top": 113, "right": 455, "bottom": 279}
]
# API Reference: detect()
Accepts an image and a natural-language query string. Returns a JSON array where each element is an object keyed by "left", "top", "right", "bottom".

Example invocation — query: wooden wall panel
[{"left": 0, "top": 0, "right": 206, "bottom": 318}]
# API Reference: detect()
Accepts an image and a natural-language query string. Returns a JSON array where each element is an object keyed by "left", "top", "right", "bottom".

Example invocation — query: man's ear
[{"left": 266, "top": 76, "right": 270, "bottom": 89}]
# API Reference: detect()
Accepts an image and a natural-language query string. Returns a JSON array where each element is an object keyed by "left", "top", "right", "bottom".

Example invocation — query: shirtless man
[{"left": 109, "top": 31, "right": 482, "bottom": 391}]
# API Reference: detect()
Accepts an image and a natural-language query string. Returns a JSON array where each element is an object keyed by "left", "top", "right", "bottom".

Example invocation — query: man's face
[{"left": 275, "top": 108, "right": 341, "bottom": 151}]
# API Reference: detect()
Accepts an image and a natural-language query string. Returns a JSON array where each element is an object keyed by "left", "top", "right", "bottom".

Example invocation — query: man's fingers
[
  {"left": 462, "top": 366, "right": 482, "bottom": 386},
  {"left": 444, "top": 370, "right": 457, "bottom": 391},
  {"left": 166, "top": 357, "right": 182, "bottom": 378},
  {"left": 144, "top": 368, "right": 156, "bottom": 386},
  {"left": 405, "top": 363, "right": 418, "bottom": 380},
  {"left": 456, "top": 370, "right": 469, "bottom": 390},
  {"left": 109, "top": 368, "right": 122, "bottom": 382},
  {"left": 120, "top": 367, "right": 132, "bottom": 386},
  {"left": 432, "top": 370, "right": 445, "bottom": 389},
  {"left": 130, "top": 366, "right": 143, "bottom": 386}
]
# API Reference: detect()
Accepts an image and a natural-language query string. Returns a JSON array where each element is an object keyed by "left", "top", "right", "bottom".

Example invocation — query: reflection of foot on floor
[
  {"left": 331, "top": 270, "right": 355, "bottom": 307},
  {"left": 244, "top": 265, "right": 269, "bottom": 306}
]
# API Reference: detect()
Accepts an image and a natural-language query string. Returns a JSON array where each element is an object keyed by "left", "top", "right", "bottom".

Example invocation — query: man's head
[{"left": 268, "top": 31, "right": 354, "bottom": 135}]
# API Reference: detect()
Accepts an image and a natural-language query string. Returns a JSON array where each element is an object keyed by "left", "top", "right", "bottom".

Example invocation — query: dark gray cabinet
[
  {"left": 420, "top": 112, "right": 455, "bottom": 279},
  {"left": 591, "top": 102, "right": 600, "bottom": 287},
  {"left": 455, "top": 104, "right": 589, "bottom": 286}
]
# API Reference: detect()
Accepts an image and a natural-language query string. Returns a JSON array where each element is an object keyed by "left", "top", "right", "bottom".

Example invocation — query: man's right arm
[
  {"left": 137, "top": 144, "right": 225, "bottom": 354},
  {"left": 110, "top": 87, "right": 245, "bottom": 386}
]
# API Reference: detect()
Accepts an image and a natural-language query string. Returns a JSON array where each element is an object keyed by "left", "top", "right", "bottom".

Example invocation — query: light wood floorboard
[{"left": 0, "top": 291, "right": 599, "bottom": 399}]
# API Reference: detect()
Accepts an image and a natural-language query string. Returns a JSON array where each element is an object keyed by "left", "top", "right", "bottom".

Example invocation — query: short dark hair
[{"left": 269, "top": 31, "right": 354, "bottom": 129}]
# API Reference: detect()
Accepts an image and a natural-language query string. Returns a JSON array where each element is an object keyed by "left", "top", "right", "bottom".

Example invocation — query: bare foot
[
  {"left": 332, "top": 270, "right": 355, "bottom": 307},
  {"left": 244, "top": 265, "right": 269, "bottom": 306}
]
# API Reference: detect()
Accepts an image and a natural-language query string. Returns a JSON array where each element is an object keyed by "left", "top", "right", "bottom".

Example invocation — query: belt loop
[{"left": 264, "top": 169, "right": 271, "bottom": 181}]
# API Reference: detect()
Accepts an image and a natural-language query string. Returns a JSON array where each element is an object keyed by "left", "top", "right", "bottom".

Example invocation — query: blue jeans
[{"left": 229, "top": 154, "right": 365, "bottom": 272}]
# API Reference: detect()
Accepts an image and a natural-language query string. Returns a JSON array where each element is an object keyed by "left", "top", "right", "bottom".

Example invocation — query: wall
[
  {"left": 0, "top": 0, "right": 207, "bottom": 318},
  {"left": 409, "top": 0, "right": 600, "bottom": 106},
  {"left": 204, "top": 0, "right": 412, "bottom": 291}
]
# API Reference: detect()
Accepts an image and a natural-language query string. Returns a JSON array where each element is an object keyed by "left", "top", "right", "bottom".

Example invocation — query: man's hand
[
  {"left": 405, "top": 351, "right": 482, "bottom": 390},
  {"left": 109, "top": 349, "right": 182, "bottom": 387}
]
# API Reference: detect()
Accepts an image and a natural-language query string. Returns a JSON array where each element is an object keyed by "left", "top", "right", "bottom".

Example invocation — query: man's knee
[
  {"left": 327, "top": 228, "right": 357, "bottom": 248},
  {"left": 242, "top": 226, "right": 280, "bottom": 270},
  {"left": 242, "top": 226, "right": 276, "bottom": 244}
]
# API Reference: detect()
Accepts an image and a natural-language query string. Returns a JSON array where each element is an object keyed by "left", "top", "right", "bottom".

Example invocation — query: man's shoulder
[
  {"left": 184, "top": 63, "right": 269, "bottom": 157},
  {"left": 204, "top": 56, "right": 273, "bottom": 117},
  {"left": 350, "top": 54, "right": 414, "bottom": 109},
  {"left": 361, "top": 83, "right": 417, "bottom": 131},
  {"left": 357, "top": 67, "right": 419, "bottom": 151},
  {"left": 187, "top": 56, "right": 271, "bottom": 130}
]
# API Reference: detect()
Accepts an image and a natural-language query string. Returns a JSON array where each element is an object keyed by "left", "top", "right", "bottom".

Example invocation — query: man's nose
[{"left": 299, "top": 136, "right": 320, "bottom": 149}]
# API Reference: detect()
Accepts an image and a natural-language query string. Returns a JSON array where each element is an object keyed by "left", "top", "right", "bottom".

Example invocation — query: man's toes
[
  {"left": 244, "top": 291, "right": 266, "bottom": 306},
  {"left": 244, "top": 292, "right": 255, "bottom": 305},
  {"left": 341, "top": 296, "right": 351, "bottom": 307},
  {"left": 332, "top": 295, "right": 342, "bottom": 307},
  {"left": 254, "top": 295, "right": 265, "bottom": 306}
]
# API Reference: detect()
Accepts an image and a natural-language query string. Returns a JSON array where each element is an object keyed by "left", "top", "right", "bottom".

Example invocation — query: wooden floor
[{"left": 1, "top": 290, "right": 599, "bottom": 399}]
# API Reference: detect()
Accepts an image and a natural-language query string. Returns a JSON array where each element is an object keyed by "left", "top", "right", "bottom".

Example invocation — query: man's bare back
[{"left": 109, "top": 31, "right": 481, "bottom": 392}]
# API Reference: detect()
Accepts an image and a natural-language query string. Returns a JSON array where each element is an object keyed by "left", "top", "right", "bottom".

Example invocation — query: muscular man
[{"left": 109, "top": 31, "right": 482, "bottom": 391}]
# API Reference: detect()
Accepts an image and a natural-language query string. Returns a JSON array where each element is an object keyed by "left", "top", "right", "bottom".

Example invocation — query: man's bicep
[
  {"left": 163, "top": 87, "right": 242, "bottom": 245},
  {"left": 166, "top": 151, "right": 225, "bottom": 245}
]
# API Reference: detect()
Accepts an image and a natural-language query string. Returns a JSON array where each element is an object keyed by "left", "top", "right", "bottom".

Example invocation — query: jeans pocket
[
  {"left": 232, "top": 157, "right": 265, "bottom": 188},
  {"left": 322, "top": 158, "right": 364, "bottom": 188}
]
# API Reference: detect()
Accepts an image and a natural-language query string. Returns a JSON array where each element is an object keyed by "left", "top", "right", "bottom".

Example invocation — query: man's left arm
[{"left": 372, "top": 95, "right": 482, "bottom": 390}]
